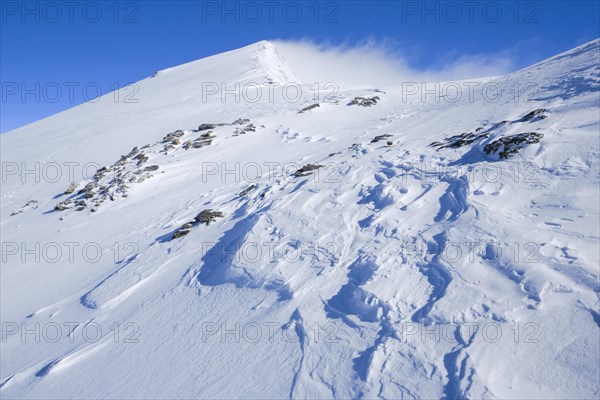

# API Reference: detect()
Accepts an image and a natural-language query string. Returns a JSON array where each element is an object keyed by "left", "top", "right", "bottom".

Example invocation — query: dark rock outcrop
[
  {"left": 194, "top": 210, "right": 225, "bottom": 226},
  {"left": 370, "top": 134, "right": 393, "bottom": 144},
  {"left": 349, "top": 96, "right": 380, "bottom": 107},
  {"left": 239, "top": 184, "right": 257, "bottom": 197},
  {"left": 431, "top": 131, "right": 489, "bottom": 149},
  {"left": 233, "top": 124, "right": 256, "bottom": 136},
  {"left": 484, "top": 132, "right": 544, "bottom": 159},
  {"left": 170, "top": 210, "right": 224, "bottom": 240},
  {"left": 10, "top": 200, "right": 39, "bottom": 216},
  {"left": 294, "top": 164, "right": 323, "bottom": 177},
  {"left": 197, "top": 124, "right": 215, "bottom": 131},
  {"left": 172, "top": 228, "right": 191, "bottom": 239},
  {"left": 192, "top": 139, "right": 213, "bottom": 149},
  {"left": 55, "top": 200, "right": 71, "bottom": 211},
  {"left": 298, "top": 104, "right": 320, "bottom": 113},
  {"left": 520, "top": 109, "right": 547, "bottom": 122}
]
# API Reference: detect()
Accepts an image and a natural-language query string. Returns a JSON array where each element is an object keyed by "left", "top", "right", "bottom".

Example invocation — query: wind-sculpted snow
[{"left": 1, "top": 40, "right": 599, "bottom": 399}]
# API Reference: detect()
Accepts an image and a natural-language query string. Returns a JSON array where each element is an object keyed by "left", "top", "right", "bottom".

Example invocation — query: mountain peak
[
  {"left": 248, "top": 40, "right": 300, "bottom": 84},
  {"left": 156, "top": 40, "right": 299, "bottom": 86}
]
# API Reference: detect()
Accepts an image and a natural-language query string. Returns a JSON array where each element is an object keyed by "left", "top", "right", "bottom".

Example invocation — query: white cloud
[{"left": 271, "top": 39, "right": 516, "bottom": 87}]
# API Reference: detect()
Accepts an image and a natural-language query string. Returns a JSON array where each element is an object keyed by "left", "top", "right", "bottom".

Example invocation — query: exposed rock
[
  {"left": 232, "top": 118, "right": 250, "bottom": 125},
  {"left": 349, "top": 96, "right": 380, "bottom": 107},
  {"left": 233, "top": 124, "right": 256, "bottom": 135},
  {"left": 491, "top": 121, "right": 510, "bottom": 130},
  {"left": 134, "top": 153, "right": 149, "bottom": 166},
  {"left": 294, "top": 164, "right": 323, "bottom": 177},
  {"left": 172, "top": 229, "right": 191, "bottom": 239},
  {"left": 10, "top": 200, "right": 39, "bottom": 216},
  {"left": 431, "top": 131, "right": 489, "bottom": 149},
  {"left": 144, "top": 165, "right": 160, "bottom": 171},
  {"left": 192, "top": 139, "right": 212, "bottom": 149},
  {"left": 162, "top": 131, "right": 184, "bottom": 144},
  {"left": 75, "top": 200, "right": 86, "bottom": 207},
  {"left": 484, "top": 132, "right": 544, "bottom": 159},
  {"left": 197, "top": 124, "right": 215, "bottom": 131},
  {"left": 182, "top": 133, "right": 214, "bottom": 149},
  {"left": 194, "top": 210, "right": 224, "bottom": 226},
  {"left": 54, "top": 200, "right": 71, "bottom": 211},
  {"left": 432, "top": 111, "right": 549, "bottom": 151},
  {"left": 65, "top": 182, "right": 78, "bottom": 195},
  {"left": 298, "top": 103, "right": 320, "bottom": 113},
  {"left": 370, "top": 134, "right": 393, "bottom": 143},
  {"left": 171, "top": 210, "right": 224, "bottom": 240},
  {"left": 239, "top": 184, "right": 257, "bottom": 197},
  {"left": 93, "top": 167, "right": 110, "bottom": 181},
  {"left": 520, "top": 109, "right": 547, "bottom": 122}
]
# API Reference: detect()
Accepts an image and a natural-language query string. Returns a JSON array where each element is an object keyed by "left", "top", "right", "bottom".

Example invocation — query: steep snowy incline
[
  {"left": 1, "top": 39, "right": 599, "bottom": 399},
  {"left": 0, "top": 40, "right": 298, "bottom": 185}
]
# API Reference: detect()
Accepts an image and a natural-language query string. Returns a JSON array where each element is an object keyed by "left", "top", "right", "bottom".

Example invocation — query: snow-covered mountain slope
[{"left": 1, "top": 39, "right": 599, "bottom": 399}]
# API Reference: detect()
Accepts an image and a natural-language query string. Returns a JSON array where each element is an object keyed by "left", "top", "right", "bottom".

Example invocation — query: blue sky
[{"left": 1, "top": 0, "right": 599, "bottom": 132}]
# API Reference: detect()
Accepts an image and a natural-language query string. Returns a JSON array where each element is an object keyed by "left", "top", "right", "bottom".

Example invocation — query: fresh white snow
[{"left": 1, "top": 39, "right": 599, "bottom": 399}]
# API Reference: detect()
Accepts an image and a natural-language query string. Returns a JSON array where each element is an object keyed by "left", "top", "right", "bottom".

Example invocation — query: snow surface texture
[{"left": 1, "top": 39, "right": 599, "bottom": 399}]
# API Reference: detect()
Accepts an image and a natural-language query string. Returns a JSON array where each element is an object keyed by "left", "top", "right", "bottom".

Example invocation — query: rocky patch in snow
[
  {"left": 298, "top": 103, "right": 320, "bottom": 113},
  {"left": 430, "top": 109, "right": 548, "bottom": 151},
  {"left": 293, "top": 164, "right": 323, "bottom": 177},
  {"left": 519, "top": 108, "right": 548, "bottom": 122},
  {"left": 50, "top": 119, "right": 259, "bottom": 213},
  {"left": 349, "top": 96, "right": 380, "bottom": 107},
  {"left": 484, "top": 132, "right": 544, "bottom": 159},
  {"left": 239, "top": 184, "right": 257, "bottom": 197},
  {"left": 233, "top": 123, "right": 256, "bottom": 136},
  {"left": 370, "top": 134, "right": 393, "bottom": 144},
  {"left": 171, "top": 209, "right": 225, "bottom": 240},
  {"left": 10, "top": 200, "right": 39, "bottom": 216}
]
